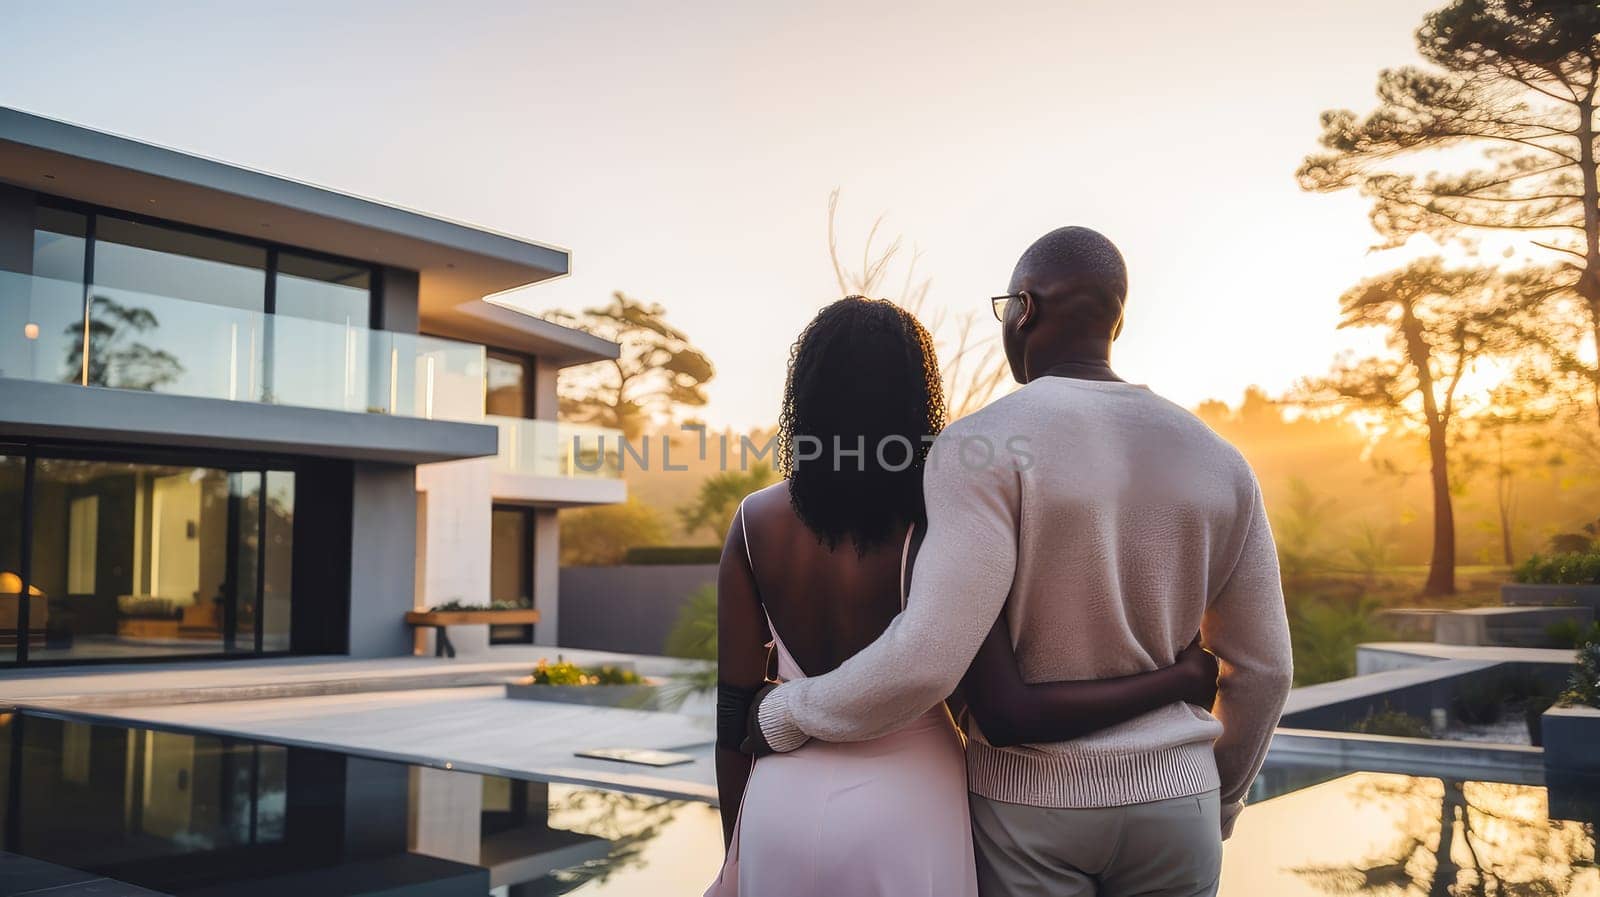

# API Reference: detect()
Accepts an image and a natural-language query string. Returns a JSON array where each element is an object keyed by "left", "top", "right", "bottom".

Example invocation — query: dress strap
[
  {"left": 898, "top": 522, "right": 915, "bottom": 612},
  {"left": 737, "top": 496, "right": 755, "bottom": 573}
]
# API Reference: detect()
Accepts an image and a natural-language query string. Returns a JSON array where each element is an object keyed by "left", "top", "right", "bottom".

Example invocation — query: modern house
[{"left": 0, "top": 106, "right": 624, "bottom": 666}]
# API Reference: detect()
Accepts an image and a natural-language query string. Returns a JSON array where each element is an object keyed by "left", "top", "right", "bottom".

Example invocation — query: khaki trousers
[{"left": 969, "top": 790, "right": 1222, "bottom": 897}]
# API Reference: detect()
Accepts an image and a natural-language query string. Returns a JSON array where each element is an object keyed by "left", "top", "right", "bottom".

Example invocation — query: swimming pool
[{"left": 0, "top": 710, "right": 1594, "bottom": 895}]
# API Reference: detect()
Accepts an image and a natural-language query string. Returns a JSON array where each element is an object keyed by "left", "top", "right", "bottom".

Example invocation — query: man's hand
[
  {"left": 1176, "top": 637, "right": 1219, "bottom": 711},
  {"left": 740, "top": 683, "right": 780, "bottom": 756}
]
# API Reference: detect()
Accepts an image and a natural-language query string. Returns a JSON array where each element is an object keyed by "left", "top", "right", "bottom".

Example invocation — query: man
[{"left": 748, "top": 226, "right": 1293, "bottom": 896}]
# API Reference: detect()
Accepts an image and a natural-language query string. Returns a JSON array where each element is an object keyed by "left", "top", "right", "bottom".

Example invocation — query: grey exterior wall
[
  {"left": 377, "top": 266, "right": 420, "bottom": 334},
  {"left": 0, "top": 183, "right": 32, "bottom": 274},
  {"left": 532, "top": 508, "right": 561, "bottom": 646},
  {"left": 558, "top": 564, "right": 717, "bottom": 655},
  {"left": 347, "top": 462, "right": 419, "bottom": 658}
]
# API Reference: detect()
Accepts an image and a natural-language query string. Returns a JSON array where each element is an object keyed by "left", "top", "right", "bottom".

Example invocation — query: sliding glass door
[{"left": 0, "top": 446, "right": 294, "bottom": 664}]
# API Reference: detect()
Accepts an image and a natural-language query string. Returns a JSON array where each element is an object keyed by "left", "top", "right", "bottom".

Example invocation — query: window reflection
[
  {"left": 486, "top": 352, "right": 531, "bottom": 418},
  {"left": 274, "top": 252, "right": 370, "bottom": 326},
  {"left": 24, "top": 457, "right": 294, "bottom": 662},
  {"left": 0, "top": 714, "right": 699, "bottom": 896}
]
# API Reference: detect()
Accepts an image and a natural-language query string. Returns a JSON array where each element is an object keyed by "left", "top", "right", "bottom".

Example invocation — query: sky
[{"left": 2, "top": 0, "right": 1445, "bottom": 429}]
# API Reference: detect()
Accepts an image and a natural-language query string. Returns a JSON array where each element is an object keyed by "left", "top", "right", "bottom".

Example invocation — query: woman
[{"left": 707, "top": 297, "right": 1216, "bottom": 896}]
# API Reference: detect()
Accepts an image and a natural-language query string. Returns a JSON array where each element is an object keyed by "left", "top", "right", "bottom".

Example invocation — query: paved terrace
[{"left": 1, "top": 649, "right": 718, "bottom": 803}]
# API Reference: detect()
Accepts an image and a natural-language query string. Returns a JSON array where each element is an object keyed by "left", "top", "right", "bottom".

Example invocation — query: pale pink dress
[{"left": 707, "top": 526, "right": 979, "bottom": 897}]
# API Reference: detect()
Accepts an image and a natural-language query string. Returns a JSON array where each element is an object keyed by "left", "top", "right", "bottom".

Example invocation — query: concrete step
[{"left": 1434, "top": 606, "right": 1594, "bottom": 648}]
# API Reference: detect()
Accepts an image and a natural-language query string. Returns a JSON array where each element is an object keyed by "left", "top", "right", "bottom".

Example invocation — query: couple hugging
[{"left": 706, "top": 226, "right": 1293, "bottom": 897}]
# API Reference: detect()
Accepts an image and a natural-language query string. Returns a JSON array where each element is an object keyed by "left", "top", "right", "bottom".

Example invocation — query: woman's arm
[
  {"left": 715, "top": 507, "right": 771, "bottom": 848},
  {"left": 961, "top": 613, "right": 1217, "bottom": 748}
]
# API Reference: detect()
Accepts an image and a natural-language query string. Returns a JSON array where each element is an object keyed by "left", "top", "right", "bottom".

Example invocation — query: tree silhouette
[
  {"left": 827, "top": 189, "right": 1010, "bottom": 420},
  {"left": 1299, "top": 0, "right": 1600, "bottom": 427},
  {"left": 677, "top": 462, "right": 778, "bottom": 541},
  {"left": 548, "top": 293, "right": 715, "bottom": 439},
  {"left": 63, "top": 294, "right": 184, "bottom": 391},
  {"left": 1297, "top": 259, "right": 1526, "bottom": 595}
]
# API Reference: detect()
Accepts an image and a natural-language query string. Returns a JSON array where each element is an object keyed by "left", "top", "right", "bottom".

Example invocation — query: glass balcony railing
[
  {"left": 489, "top": 415, "right": 622, "bottom": 479},
  {"left": 0, "top": 270, "right": 485, "bottom": 422}
]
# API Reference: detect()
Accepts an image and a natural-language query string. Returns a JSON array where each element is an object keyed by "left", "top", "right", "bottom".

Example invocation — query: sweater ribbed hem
[
  {"left": 756, "top": 685, "right": 809, "bottom": 753},
  {"left": 966, "top": 740, "right": 1220, "bottom": 809}
]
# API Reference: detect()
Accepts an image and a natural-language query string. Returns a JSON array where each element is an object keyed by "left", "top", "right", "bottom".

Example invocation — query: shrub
[
  {"left": 624, "top": 545, "right": 723, "bottom": 565},
  {"left": 1289, "top": 594, "right": 1394, "bottom": 686},
  {"left": 1546, "top": 620, "right": 1600, "bottom": 650},
  {"left": 1350, "top": 707, "right": 1433, "bottom": 739},
  {"left": 529, "top": 659, "right": 642, "bottom": 686},
  {"left": 1561, "top": 636, "right": 1600, "bottom": 709},
  {"left": 664, "top": 585, "right": 718, "bottom": 661},
  {"left": 426, "top": 599, "right": 523, "bottom": 612},
  {"left": 1513, "top": 550, "right": 1600, "bottom": 586}
]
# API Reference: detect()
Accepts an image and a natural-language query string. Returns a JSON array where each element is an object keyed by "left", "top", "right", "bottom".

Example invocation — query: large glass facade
[{"left": 0, "top": 447, "right": 295, "bottom": 665}]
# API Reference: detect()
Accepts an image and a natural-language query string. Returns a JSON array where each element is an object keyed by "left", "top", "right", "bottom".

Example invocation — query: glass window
[
  {"left": 486, "top": 351, "right": 530, "bottom": 418},
  {"left": 8, "top": 208, "right": 89, "bottom": 385},
  {"left": 0, "top": 452, "right": 24, "bottom": 662},
  {"left": 21, "top": 456, "right": 294, "bottom": 663},
  {"left": 93, "top": 217, "right": 267, "bottom": 312},
  {"left": 32, "top": 207, "right": 87, "bottom": 282},
  {"left": 86, "top": 217, "right": 266, "bottom": 396},
  {"left": 490, "top": 507, "right": 532, "bottom": 644},
  {"left": 274, "top": 252, "right": 371, "bottom": 326},
  {"left": 262, "top": 470, "right": 294, "bottom": 651}
]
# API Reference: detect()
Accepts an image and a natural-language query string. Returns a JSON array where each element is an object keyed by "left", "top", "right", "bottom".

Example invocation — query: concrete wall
[
  {"left": 533, "top": 508, "right": 560, "bottom": 646},
  {"left": 533, "top": 358, "right": 560, "bottom": 421},
  {"left": 0, "top": 183, "right": 33, "bottom": 274},
  {"left": 414, "top": 457, "right": 493, "bottom": 609},
  {"left": 347, "top": 462, "right": 419, "bottom": 657},
  {"left": 558, "top": 564, "right": 717, "bottom": 655},
  {"left": 377, "top": 266, "right": 420, "bottom": 334}
]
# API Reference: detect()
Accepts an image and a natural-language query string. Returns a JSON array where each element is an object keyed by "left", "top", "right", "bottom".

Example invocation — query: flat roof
[{"left": 0, "top": 106, "right": 614, "bottom": 365}]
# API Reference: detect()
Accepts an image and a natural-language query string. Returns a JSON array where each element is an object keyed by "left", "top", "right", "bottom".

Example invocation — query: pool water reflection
[
  {"left": 0, "top": 712, "right": 722, "bottom": 895},
  {"left": 0, "top": 709, "right": 1595, "bottom": 895}
]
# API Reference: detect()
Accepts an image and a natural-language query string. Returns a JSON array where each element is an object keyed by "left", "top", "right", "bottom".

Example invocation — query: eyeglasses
[{"left": 990, "top": 291, "right": 1028, "bottom": 323}]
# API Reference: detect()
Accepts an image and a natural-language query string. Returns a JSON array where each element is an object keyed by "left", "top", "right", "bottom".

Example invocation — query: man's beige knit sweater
[{"left": 757, "top": 377, "right": 1293, "bottom": 835}]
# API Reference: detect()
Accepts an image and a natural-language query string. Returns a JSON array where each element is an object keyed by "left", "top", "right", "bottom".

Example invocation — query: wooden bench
[{"left": 405, "top": 609, "right": 541, "bottom": 657}]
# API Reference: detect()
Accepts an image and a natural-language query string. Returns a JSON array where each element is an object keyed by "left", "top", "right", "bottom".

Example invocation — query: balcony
[
  {"left": 1, "top": 271, "right": 486, "bottom": 420},
  {"left": 488, "top": 416, "right": 625, "bottom": 506},
  {"left": 0, "top": 270, "right": 495, "bottom": 464}
]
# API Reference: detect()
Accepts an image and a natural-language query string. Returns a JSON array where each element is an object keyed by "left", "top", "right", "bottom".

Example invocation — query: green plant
[
  {"left": 1513, "top": 550, "right": 1600, "bottom": 586},
  {"left": 529, "top": 659, "right": 643, "bottom": 686},
  {"left": 678, "top": 463, "right": 780, "bottom": 541},
  {"left": 560, "top": 499, "right": 669, "bottom": 566},
  {"left": 1289, "top": 594, "right": 1393, "bottom": 686},
  {"left": 1350, "top": 707, "right": 1433, "bottom": 739},
  {"left": 658, "top": 585, "right": 719, "bottom": 710},
  {"left": 1561, "top": 636, "right": 1600, "bottom": 709},
  {"left": 1545, "top": 620, "right": 1600, "bottom": 651},
  {"left": 426, "top": 599, "right": 524, "bottom": 612},
  {"left": 625, "top": 545, "right": 723, "bottom": 565},
  {"left": 664, "top": 585, "right": 717, "bottom": 661}
]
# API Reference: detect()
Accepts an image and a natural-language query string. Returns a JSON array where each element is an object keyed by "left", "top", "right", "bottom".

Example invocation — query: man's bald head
[
  {"left": 1008, "top": 226, "right": 1128, "bottom": 328},
  {"left": 1001, "top": 226, "right": 1130, "bottom": 382}
]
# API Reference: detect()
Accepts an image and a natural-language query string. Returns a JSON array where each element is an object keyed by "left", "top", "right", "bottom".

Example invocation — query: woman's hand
[{"left": 1175, "top": 637, "right": 1219, "bottom": 711}]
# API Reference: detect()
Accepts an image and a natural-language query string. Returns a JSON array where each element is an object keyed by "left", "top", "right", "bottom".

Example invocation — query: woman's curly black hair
[{"left": 777, "top": 296, "right": 947, "bottom": 552}]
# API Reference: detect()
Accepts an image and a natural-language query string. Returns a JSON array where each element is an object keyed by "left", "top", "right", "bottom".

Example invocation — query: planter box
[
  {"left": 405, "top": 609, "right": 542, "bottom": 626},
  {"left": 1502, "top": 583, "right": 1600, "bottom": 613},
  {"left": 504, "top": 680, "right": 661, "bottom": 710},
  {"left": 405, "top": 609, "right": 540, "bottom": 658},
  {"left": 1542, "top": 705, "right": 1600, "bottom": 779},
  {"left": 1435, "top": 606, "right": 1594, "bottom": 648}
]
